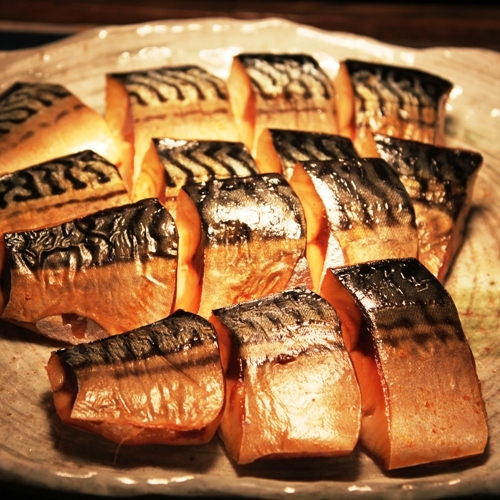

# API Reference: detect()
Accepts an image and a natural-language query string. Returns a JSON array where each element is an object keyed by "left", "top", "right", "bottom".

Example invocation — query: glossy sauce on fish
[
  {"left": 321, "top": 258, "right": 488, "bottom": 470},
  {"left": 212, "top": 287, "right": 361, "bottom": 464},
  {"left": 46, "top": 310, "right": 224, "bottom": 445},
  {"left": 228, "top": 54, "right": 338, "bottom": 152},
  {"left": 1, "top": 198, "right": 178, "bottom": 343},
  {"left": 374, "top": 133, "right": 483, "bottom": 281}
]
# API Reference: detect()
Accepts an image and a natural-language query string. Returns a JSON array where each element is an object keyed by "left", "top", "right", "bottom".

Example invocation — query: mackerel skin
[
  {"left": 290, "top": 157, "right": 418, "bottom": 289},
  {"left": 321, "top": 258, "right": 488, "bottom": 470},
  {"left": 137, "top": 137, "right": 258, "bottom": 213},
  {"left": 212, "top": 287, "right": 361, "bottom": 464},
  {"left": 1, "top": 198, "right": 178, "bottom": 343},
  {"left": 175, "top": 173, "right": 311, "bottom": 318},
  {"left": 0, "top": 82, "right": 119, "bottom": 177},
  {"left": 228, "top": 54, "right": 338, "bottom": 152},
  {"left": 334, "top": 60, "right": 452, "bottom": 156},
  {"left": 374, "top": 133, "right": 482, "bottom": 281},
  {"left": 46, "top": 310, "right": 224, "bottom": 445},
  {"left": 256, "top": 128, "right": 359, "bottom": 179},
  {"left": 106, "top": 65, "right": 240, "bottom": 192},
  {"left": 0, "top": 150, "right": 130, "bottom": 235}
]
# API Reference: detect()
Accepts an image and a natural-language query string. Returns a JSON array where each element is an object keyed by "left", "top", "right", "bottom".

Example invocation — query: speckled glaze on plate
[{"left": 0, "top": 17, "right": 499, "bottom": 500}]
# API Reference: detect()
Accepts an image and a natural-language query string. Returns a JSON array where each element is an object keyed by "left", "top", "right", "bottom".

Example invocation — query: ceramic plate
[{"left": 0, "top": 17, "right": 499, "bottom": 499}]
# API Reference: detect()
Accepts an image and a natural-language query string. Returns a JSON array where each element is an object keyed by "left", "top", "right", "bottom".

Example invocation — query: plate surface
[{"left": 0, "top": 17, "right": 499, "bottom": 499}]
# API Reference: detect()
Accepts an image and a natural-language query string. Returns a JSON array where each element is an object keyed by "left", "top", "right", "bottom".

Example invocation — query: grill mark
[
  {"left": 111, "top": 65, "right": 228, "bottom": 106},
  {"left": 374, "top": 135, "right": 482, "bottom": 215},
  {"left": 214, "top": 287, "right": 345, "bottom": 359},
  {"left": 0, "top": 151, "right": 122, "bottom": 210},
  {"left": 0, "top": 82, "right": 72, "bottom": 136},
  {"left": 237, "top": 54, "right": 332, "bottom": 101},
  {"left": 54, "top": 311, "right": 218, "bottom": 370},
  {"left": 155, "top": 139, "right": 257, "bottom": 190},
  {"left": 5, "top": 198, "right": 178, "bottom": 272}
]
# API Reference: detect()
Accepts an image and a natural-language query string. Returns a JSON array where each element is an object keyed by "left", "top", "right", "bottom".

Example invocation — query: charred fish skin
[
  {"left": 335, "top": 59, "right": 453, "bottom": 155},
  {"left": 256, "top": 128, "right": 359, "bottom": 179},
  {"left": 295, "top": 157, "right": 418, "bottom": 284},
  {"left": 0, "top": 150, "right": 130, "bottom": 234},
  {"left": 374, "top": 133, "right": 483, "bottom": 281},
  {"left": 322, "top": 258, "right": 488, "bottom": 470},
  {"left": 2, "top": 198, "right": 178, "bottom": 342},
  {"left": 48, "top": 310, "right": 224, "bottom": 445},
  {"left": 0, "top": 82, "right": 119, "bottom": 176},
  {"left": 228, "top": 53, "right": 338, "bottom": 151},
  {"left": 212, "top": 287, "right": 361, "bottom": 464},
  {"left": 177, "top": 173, "right": 310, "bottom": 318}
]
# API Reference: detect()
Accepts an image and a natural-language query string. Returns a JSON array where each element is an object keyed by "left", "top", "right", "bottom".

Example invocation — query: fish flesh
[
  {"left": 46, "top": 310, "right": 224, "bottom": 445},
  {"left": 175, "top": 173, "right": 311, "bottom": 318},
  {"left": 374, "top": 133, "right": 483, "bottom": 281},
  {"left": 212, "top": 287, "right": 362, "bottom": 464},
  {"left": 255, "top": 128, "right": 359, "bottom": 180},
  {"left": 105, "top": 65, "right": 240, "bottom": 193},
  {"left": 136, "top": 137, "right": 258, "bottom": 214},
  {"left": 334, "top": 60, "right": 453, "bottom": 156},
  {"left": 0, "top": 82, "right": 120, "bottom": 177},
  {"left": 1, "top": 198, "right": 178, "bottom": 344},
  {"left": 0, "top": 150, "right": 130, "bottom": 235},
  {"left": 321, "top": 257, "right": 488, "bottom": 469},
  {"left": 289, "top": 157, "right": 418, "bottom": 291},
  {"left": 227, "top": 54, "right": 338, "bottom": 153}
]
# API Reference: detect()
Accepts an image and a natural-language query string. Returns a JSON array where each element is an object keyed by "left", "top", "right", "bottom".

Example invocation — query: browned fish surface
[
  {"left": 374, "top": 133, "right": 483, "bottom": 282},
  {"left": 289, "top": 158, "right": 418, "bottom": 291},
  {"left": 136, "top": 138, "right": 257, "bottom": 214},
  {"left": 46, "top": 310, "right": 224, "bottom": 445},
  {"left": 0, "top": 82, "right": 120, "bottom": 177},
  {"left": 227, "top": 54, "right": 338, "bottom": 152},
  {"left": 212, "top": 287, "right": 361, "bottom": 464},
  {"left": 175, "top": 173, "right": 311, "bottom": 318},
  {"left": 334, "top": 60, "right": 453, "bottom": 156},
  {"left": 255, "top": 128, "right": 359, "bottom": 179},
  {"left": 106, "top": 65, "right": 240, "bottom": 193},
  {"left": 0, "top": 150, "right": 130, "bottom": 236},
  {"left": 1, "top": 198, "right": 178, "bottom": 344},
  {"left": 321, "top": 258, "right": 488, "bottom": 470}
]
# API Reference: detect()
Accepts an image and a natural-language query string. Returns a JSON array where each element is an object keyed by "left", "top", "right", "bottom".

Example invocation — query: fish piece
[
  {"left": 175, "top": 173, "right": 311, "bottom": 318},
  {"left": 46, "top": 310, "right": 224, "bottom": 445},
  {"left": 334, "top": 60, "right": 453, "bottom": 156},
  {"left": 374, "top": 133, "right": 482, "bottom": 281},
  {"left": 321, "top": 257, "right": 488, "bottom": 470},
  {"left": 0, "top": 82, "right": 120, "bottom": 177},
  {"left": 0, "top": 150, "right": 130, "bottom": 236},
  {"left": 289, "top": 158, "right": 418, "bottom": 291},
  {"left": 1, "top": 198, "right": 178, "bottom": 344},
  {"left": 136, "top": 137, "right": 258, "bottom": 215},
  {"left": 105, "top": 65, "right": 240, "bottom": 193},
  {"left": 227, "top": 54, "right": 338, "bottom": 153},
  {"left": 255, "top": 128, "right": 359, "bottom": 179},
  {"left": 212, "top": 287, "right": 362, "bottom": 464}
]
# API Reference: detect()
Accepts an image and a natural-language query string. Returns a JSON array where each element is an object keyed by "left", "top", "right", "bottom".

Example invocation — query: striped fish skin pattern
[
  {"left": 236, "top": 53, "right": 334, "bottom": 103},
  {"left": 374, "top": 134, "right": 483, "bottom": 217},
  {"left": 54, "top": 310, "right": 219, "bottom": 370},
  {"left": 267, "top": 129, "right": 359, "bottom": 179},
  {"left": 302, "top": 158, "right": 416, "bottom": 231},
  {"left": 154, "top": 138, "right": 258, "bottom": 191},
  {"left": 109, "top": 65, "right": 230, "bottom": 106},
  {"left": 182, "top": 173, "right": 306, "bottom": 245},
  {"left": 0, "top": 150, "right": 125, "bottom": 211},
  {"left": 0, "top": 82, "right": 75, "bottom": 140},
  {"left": 344, "top": 59, "right": 452, "bottom": 140},
  {"left": 4, "top": 198, "right": 178, "bottom": 273},
  {"left": 214, "top": 287, "right": 344, "bottom": 352}
]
